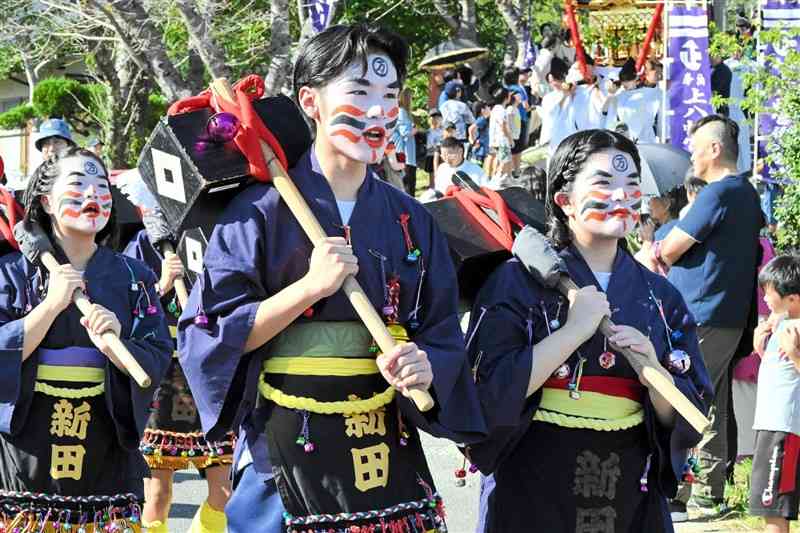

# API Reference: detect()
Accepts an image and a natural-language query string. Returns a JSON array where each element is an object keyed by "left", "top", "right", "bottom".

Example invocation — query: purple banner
[
  {"left": 757, "top": 0, "right": 800, "bottom": 183},
  {"left": 668, "top": 4, "right": 714, "bottom": 150},
  {"left": 308, "top": 0, "right": 336, "bottom": 33}
]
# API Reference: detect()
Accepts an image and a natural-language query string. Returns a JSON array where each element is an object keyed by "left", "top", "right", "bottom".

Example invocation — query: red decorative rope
[
  {"left": 167, "top": 75, "right": 289, "bottom": 182},
  {"left": 0, "top": 187, "right": 22, "bottom": 250},
  {"left": 444, "top": 186, "right": 523, "bottom": 252}
]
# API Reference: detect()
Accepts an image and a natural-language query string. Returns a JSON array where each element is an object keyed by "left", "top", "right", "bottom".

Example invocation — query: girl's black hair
[
  {"left": 546, "top": 129, "right": 641, "bottom": 250},
  {"left": 490, "top": 84, "right": 509, "bottom": 106},
  {"left": 655, "top": 186, "right": 688, "bottom": 220},
  {"left": 759, "top": 255, "right": 800, "bottom": 297},
  {"left": 23, "top": 146, "right": 118, "bottom": 254},
  {"left": 472, "top": 101, "right": 487, "bottom": 116},
  {"left": 292, "top": 23, "right": 409, "bottom": 102},
  {"left": 548, "top": 57, "right": 569, "bottom": 82}
]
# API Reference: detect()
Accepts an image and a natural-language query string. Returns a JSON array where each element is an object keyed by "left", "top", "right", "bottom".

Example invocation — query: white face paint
[
  {"left": 47, "top": 155, "right": 112, "bottom": 235},
  {"left": 563, "top": 149, "right": 642, "bottom": 239},
  {"left": 318, "top": 53, "right": 401, "bottom": 164}
]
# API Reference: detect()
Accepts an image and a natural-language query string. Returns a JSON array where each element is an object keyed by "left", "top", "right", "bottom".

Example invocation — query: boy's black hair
[
  {"left": 489, "top": 84, "right": 509, "bottom": 106},
  {"left": 685, "top": 176, "right": 707, "bottom": 195},
  {"left": 759, "top": 255, "right": 800, "bottom": 298},
  {"left": 292, "top": 23, "right": 409, "bottom": 102},
  {"left": 619, "top": 58, "right": 637, "bottom": 82},
  {"left": 472, "top": 101, "right": 487, "bottom": 116},
  {"left": 548, "top": 57, "right": 569, "bottom": 82},
  {"left": 541, "top": 34, "right": 558, "bottom": 50},
  {"left": 503, "top": 67, "right": 520, "bottom": 86},
  {"left": 440, "top": 136, "right": 464, "bottom": 152}
]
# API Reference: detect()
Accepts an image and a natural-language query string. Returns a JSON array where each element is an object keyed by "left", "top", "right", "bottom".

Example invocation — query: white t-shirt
[
  {"left": 539, "top": 90, "right": 576, "bottom": 154},
  {"left": 336, "top": 200, "right": 356, "bottom": 225},
  {"left": 614, "top": 87, "right": 662, "bottom": 143},
  {"left": 754, "top": 319, "right": 800, "bottom": 435},
  {"left": 506, "top": 105, "right": 521, "bottom": 141},
  {"left": 489, "top": 105, "right": 510, "bottom": 148},
  {"left": 434, "top": 160, "right": 488, "bottom": 193},
  {"left": 571, "top": 85, "right": 609, "bottom": 131},
  {"left": 593, "top": 271, "right": 612, "bottom": 291}
]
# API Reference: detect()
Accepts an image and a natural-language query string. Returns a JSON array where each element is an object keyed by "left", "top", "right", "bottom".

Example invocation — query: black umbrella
[
  {"left": 419, "top": 38, "right": 489, "bottom": 70},
  {"left": 637, "top": 143, "right": 692, "bottom": 197}
]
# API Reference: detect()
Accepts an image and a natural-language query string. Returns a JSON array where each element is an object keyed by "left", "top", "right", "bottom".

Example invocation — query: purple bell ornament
[{"left": 206, "top": 112, "right": 240, "bottom": 143}]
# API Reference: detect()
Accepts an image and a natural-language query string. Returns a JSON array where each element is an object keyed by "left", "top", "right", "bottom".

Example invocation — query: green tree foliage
[{"left": 0, "top": 103, "right": 34, "bottom": 131}]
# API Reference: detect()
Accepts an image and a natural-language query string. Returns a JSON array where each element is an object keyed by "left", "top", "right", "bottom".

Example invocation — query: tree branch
[
  {"left": 174, "top": 0, "right": 232, "bottom": 80},
  {"left": 264, "top": 0, "right": 291, "bottom": 96},
  {"left": 432, "top": 0, "right": 460, "bottom": 32}
]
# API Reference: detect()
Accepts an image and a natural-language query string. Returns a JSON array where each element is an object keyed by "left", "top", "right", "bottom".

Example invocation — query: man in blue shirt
[{"left": 651, "top": 115, "right": 764, "bottom": 519}]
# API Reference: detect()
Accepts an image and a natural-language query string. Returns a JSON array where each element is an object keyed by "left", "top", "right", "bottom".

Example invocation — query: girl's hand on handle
[
  {"left": 81, "top": 303, "right": 122, "bottom": 357},
  {"left": 377, "top": 342, "right": 433, "bottom": 397},
  {"left": 565, "top": 286, "right": 610, "bottom": 342},
  {"left": 43, "top": 265, "right": 85, "bottom": 313},
  {"left": 159, "top": 253, "right": 185, "bottom": 295}
]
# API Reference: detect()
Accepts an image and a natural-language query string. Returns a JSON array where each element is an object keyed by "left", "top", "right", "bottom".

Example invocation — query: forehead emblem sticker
[
  {"left": 612, "top": 154, "right": 629, "bottom": 172},
  {"left": 84, "top": 160, "right": 99, "bottom": 175},
  {"left": 372, "top": 57, "right": 389, "bottom": 77}
]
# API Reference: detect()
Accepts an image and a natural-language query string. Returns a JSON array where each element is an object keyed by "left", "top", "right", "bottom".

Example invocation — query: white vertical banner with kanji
[{"left": 668, "top": 3, "right": 715, "bottom": 150}]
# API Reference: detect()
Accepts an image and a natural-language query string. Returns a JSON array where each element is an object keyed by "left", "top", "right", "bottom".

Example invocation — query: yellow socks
[
  {"left": 188, "top": 500, "right": 227, "bottom": 533},
  {"left": 142, "top": 519, "right": 168, "bottom": 533}
]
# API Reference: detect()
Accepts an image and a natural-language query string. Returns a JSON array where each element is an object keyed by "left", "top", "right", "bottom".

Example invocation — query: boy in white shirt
[
  {"left": 488, "top": 85, "right": 512, "bottom": 179},
  {"left": 750, "top": 255, "right": 800, "bottom": 533}
]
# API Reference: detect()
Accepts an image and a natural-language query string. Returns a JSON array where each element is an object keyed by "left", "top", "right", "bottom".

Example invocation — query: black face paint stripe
[
  {"left": 630, "top": 200, "right": 642, "bottom": 211},
  {"left": 580, "top": 200, "right": 610, "bottom": 213},
  {"left": 330, "top": 115, "right": 366, "bottom": 130},
  {"left": 385, "top": 119, "right": 397, "bottom": 130}
]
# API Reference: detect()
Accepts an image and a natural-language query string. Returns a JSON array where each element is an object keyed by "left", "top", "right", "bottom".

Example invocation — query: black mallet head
[
  {"left": 13, "top": 220, "right": 55, "bottom": 266},
  {"left": 511, "top": 225, "right": 566, "bottom": 289}
]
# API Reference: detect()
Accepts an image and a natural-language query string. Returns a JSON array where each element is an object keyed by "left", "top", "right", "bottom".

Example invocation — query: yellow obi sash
[
  {"left": 35, "top": 347, "right": 106, "bottom": 398},
  {"left": 258, "top": 322, "right": 408, "bottom": 415},
  {"left": 534, "top": 376, "right": 645, "bottom": 431}
]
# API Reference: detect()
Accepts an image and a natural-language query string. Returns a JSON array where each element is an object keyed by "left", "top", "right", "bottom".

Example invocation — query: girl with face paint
[
  {"left": 0, "top": 147, "right": 172, "bottom": 530},
  {"left": 465, "top": 130, "right": 713, "bottom": 532},
  {"left": 179, "top": 24, "right": 485, "bottom": 533}
]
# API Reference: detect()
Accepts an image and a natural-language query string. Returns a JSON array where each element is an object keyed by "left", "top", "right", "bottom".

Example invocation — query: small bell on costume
[
  {"left": 554, "top": 363, "right": 570, "bottom": 379},
  {"left": 146, "top": 304, "right": 158, "bottom": 316},
  {"left": 598, "top": 351, "right": 616, "bottom": 370},
  {"left": 671, "top": 330, "right": 684, "bottom": 343},
  {"left": 454, "top": 468, "right": 467, "bottom": 487},
  {"left": 167, "top": 298, "right": 179, "bottom": 316},
  {"left": 549, "top": 318, "right": 561, "bottom": 330},
  {"left": 666, "top": 349, "right": 691, "bottom": 375},
  {"left": 302, "top": 306, "right": 314, "bottom": 318}
]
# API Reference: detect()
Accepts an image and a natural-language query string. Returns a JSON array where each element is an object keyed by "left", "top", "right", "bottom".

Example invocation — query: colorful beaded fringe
[
  {"left": 0, "top": 491, "right": 141, "bottom": 532},
  {"left": 139, "top": 429, "right": 234, "bottom": 471},
  {"left": 282, "top": 493, "right": 446, "bottom": 532}
]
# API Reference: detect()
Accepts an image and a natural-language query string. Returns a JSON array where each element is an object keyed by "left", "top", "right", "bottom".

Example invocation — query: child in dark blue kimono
[
  {"left": 465, "top": 129, "right": 713, "bottom": 532},
  {"left": 178, "top": 24, "right": 485, "bottom": 533},
  {"left": 123, "top": 230, "right": 232, "bottom": 533},
  {"left": 0, "top": 147, "right": 172, "bottom": 531}
]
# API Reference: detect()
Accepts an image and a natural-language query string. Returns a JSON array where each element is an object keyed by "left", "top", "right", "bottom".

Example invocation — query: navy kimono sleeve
[
  {"left": 644, "top": 278, "right": 714, "bottom": 495},
  {"left": 178, "top": 187, "right": 268, "bottom": 441},
  {"left": 0, "top": 253, "right": 28, "bottom": 434},
  {"left": 393, "top": 205, "right": 486, "bottom": 442},
  {"left": 106, "top": 262, "right": 173, "bottom": 449},
  {"left": 677, "top": 185, "right": 725, "bottom": 243}
]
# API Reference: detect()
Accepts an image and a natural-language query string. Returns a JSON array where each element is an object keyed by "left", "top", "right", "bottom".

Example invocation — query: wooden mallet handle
[
  {"left": 40, "top": 253, "right": 152, "bottom": 388},
  {"left": 558, "top": 277, "right": 710, "bottom": 434},
  {"left": 160, "top": 242, "right": 189, "bottom": 308},
  {"left": 210, "top": 78, "right": 434, "bottom": 412}
]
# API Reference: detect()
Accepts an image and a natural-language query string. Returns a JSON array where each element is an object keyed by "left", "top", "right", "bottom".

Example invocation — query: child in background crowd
[
  {"left": 425, "top": 109, "right": 444, "bottom": 178},
  {"left": 750, "top": 255, "right": 800, "bottom": 533},
  {"left": 681, "top": 176, "right": 707, "bottom": 219},
  {"left": 468, "top": 102, "right": 490, "bottom": 167},
  {"left": 488, "top": 85, "right": 512, "bottom": 182}
]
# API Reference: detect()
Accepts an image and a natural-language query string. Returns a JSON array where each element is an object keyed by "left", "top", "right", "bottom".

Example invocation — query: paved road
[{"left": 168, "top": 432, "right": 480, "bottom": 533}]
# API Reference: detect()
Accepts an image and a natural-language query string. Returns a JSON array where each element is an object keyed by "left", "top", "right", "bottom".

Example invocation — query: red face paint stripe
[
  {"left": 387, "top": 107, "right": 399, "bottom": 119},
  {"left": 331, "top": 130, "right": 361, "bottom": 143},
  {"left": 632, "top": 191, "right": 642, "bottom": 199},
  {"left": 63, "top": 191, "right": 83, "bottom": 199},
  {"left": 61, "top": 208, "right": 83, "bottom": 218},
  {"left": 101, "top": 210, "right": 111, "bottom": 218},
  {"left": 331, "top": 105, "right": 366, "bottom": 117},
  {"left": 587, "top": 191, "right": 612, "bottom": 201},
  {"left": 99, "top": 194, "right": 112, "bottom": 201}
]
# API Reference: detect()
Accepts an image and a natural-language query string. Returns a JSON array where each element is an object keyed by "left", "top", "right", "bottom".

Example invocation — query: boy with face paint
[
  {"left": 0, "top": 147, "right": 172, "bottom": 530},
  {"left": 179, "top": 24, "right": 485, "bottom": 533},
  {"left": 464, "top": 130, "right": 713, "bottom": 532}
]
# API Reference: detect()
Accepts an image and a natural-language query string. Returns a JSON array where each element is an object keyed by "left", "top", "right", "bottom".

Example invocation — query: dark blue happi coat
[
  {"left": 465, "top": 245, "right": 713, "bottom": 533},
  {"left": 0, "top": 247, "right": 172, "bottom": 487},
  {"left": 178, "top": 147, "right": 487, "bottom": 479}
]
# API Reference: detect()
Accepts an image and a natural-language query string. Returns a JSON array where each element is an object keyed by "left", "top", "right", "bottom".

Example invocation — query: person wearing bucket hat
[{"left": 34, "top": 118, "right": 76, "bottom": 159}]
